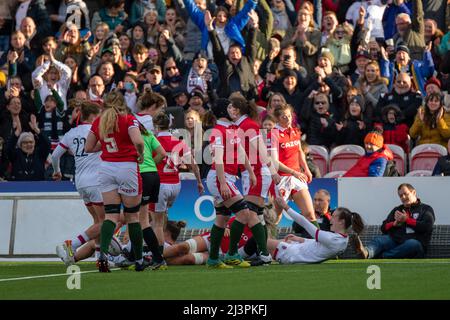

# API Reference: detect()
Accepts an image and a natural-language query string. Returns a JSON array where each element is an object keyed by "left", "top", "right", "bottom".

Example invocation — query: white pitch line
[{"left": 0, "top": 268, "right": 121, "bottom": 283}]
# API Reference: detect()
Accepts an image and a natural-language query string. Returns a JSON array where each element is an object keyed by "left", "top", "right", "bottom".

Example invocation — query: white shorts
[
  {"left": 206, "top": 170, "right": 241, "bottom": 204},
  {"left": 98, "top": 161, "right": 142, "bottom": 196},
  {"left": 241, "top": 166, "right": 272, "bottom": 198},
  {"left": 275, "top": 176, "right": 308, "bottom": 201},
  {"left": 202, "top": 234, "right": 211, "bottom": 252},
  {"left": 274, "top": 241, "right": 301, "bottom": 264},
  {"left": 155, "top": 183, "right": 181, "bottom": 212},
  {"left": 77, "top": 185, "right": 103, "bottom": 206}
]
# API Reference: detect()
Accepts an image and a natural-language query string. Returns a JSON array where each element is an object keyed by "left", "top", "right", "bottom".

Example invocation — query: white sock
[
  {"left": 95, "top": 245, "right": 101, "bottom": 259},
  {"left": 238, "top": 247, "right": 249, "bottom": 259},
  {"left": 71, "top": 232, "right": 89, "bottom": 250}
]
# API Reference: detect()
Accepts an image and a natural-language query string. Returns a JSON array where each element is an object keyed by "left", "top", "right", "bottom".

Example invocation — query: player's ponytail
[
  {"left": 99, "top": 91, "right": 127, "bottom": 139},
  {"left": 350, "top": 212, "right": 365, "bottom": 235},
  {"left": 229, "top": 93, "right": 258, "bottom": 121},
  {"left": 337, "top": 207, "right": 365, "bottom": 235},
  {"left": 166, "top": 220, "right": 187, "bottom": 242}
]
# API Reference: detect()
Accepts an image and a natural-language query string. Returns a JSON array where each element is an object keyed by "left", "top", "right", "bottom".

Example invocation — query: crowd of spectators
[{"left": 1, "top": 0, "right": 450, "bottom": 181}]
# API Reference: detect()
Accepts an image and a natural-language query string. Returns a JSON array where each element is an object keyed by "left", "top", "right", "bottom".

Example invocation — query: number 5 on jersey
[{"left": 104, "top": 137, "right": 119, "bottom": 153}]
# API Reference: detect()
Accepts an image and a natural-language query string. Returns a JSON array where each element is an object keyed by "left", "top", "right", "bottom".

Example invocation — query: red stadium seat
[
  {"left": 410, "top": 144, "right": 447, "bottom": 172},
  {"left": 329, "top": 145, "right": 365, "bottom": 172},
  {"left": 308, "top": 145, "right": 329, "bottom": 176},
  {"left": 386, "top": 144, "right": 406, "bottom": 175},
  {"left": 323, "top": 170, "right": 346, "bottom": 178},
  {"left": 405, "top": 170, "right": 433, "bottom": 177}
]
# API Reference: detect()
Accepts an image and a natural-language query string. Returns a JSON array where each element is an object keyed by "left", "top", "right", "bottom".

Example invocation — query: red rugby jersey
[
  {"left": 235, "top": 115, "right": 262, "bottom": 173},
  {"left": 156, "top": 132, "right": 190, "bottom": 184},
  {"left": 209, "top": 120, "right": 240, "bottom": 176},
  {"left": 267, "top": 125, "right": 301, "bottom": 176},
  {"left": 90, "top": 113, "right": 139, "bottom": 162}
]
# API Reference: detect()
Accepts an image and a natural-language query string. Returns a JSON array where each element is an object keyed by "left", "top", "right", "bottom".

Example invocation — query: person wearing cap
[
  {"left": 344, "top": 129, "right": 394, "bottom": 177},
  {"left": 171, "top": 86, "right": 189, "bottom": 109},
  {"left": 424, "top": 76, "right": 441, "bottom": 96},
  {"left": 352, "top": 183, "right": 435, "bottom": 259},
  {"left": 187, "top": 88, "right": 208, "bottom": 116},
  {"left": 298, "top": 49, "right": 347, "bottom": 116},
  {"left": 349, "top": 49, "right": 371, "bottom": 85},
  {"left": 143, "top": 64, "right": 164, "bottom": 93},
  {"left": 380, "top": 41, "right": 434, "bottom": 95},
  {"left": 336, "top": 95, "right": 371, "bottom": 147},
  {"left": 181, "top": 50, "right": 215, "bottom": 95},
  {"left": 206, "top": 8, "right": 258, "bottom": 100}
]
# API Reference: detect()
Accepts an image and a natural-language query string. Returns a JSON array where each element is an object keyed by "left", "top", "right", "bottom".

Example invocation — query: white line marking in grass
[{"left": 0, "top": 268, "right": 121, "bottom": 283}]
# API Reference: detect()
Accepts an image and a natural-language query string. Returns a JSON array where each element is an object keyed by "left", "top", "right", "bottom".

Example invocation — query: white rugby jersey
[
  {"left": 134, "top": 113, "right": 154, "bottom": 133},
  {"left": 58, "top": 124, "right": 101, "bottom": 189},
  {"left": 278, "top": 231, "right": 348, "bottom": 264},
  {"left": 278, "top": 208, "right": 349, "bottom": 264}
]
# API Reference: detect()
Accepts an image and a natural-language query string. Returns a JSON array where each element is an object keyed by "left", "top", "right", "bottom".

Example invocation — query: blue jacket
[
  {"left": 382, "top": 2, "right": 412, "bottom": 40},
  {"left": 183, "top": 0, "right": 257, "bottom": 52},
  {"left": 380, "top": 51, "right": 435, "bottom": 95}
]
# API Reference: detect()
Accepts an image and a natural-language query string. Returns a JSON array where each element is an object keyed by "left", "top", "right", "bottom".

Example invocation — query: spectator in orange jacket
[{"left": 344, "top": 129, "right": 394, "bottom": 177}]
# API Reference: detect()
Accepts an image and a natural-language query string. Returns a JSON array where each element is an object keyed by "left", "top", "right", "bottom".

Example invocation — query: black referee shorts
[{"left": 140, "top": 171, "right": 160, "bottom": 206}]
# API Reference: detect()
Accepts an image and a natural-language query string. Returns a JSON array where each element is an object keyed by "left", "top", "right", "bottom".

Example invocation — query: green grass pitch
[{"left": 1, "top": 259, "right": 450, "bottom": 300}]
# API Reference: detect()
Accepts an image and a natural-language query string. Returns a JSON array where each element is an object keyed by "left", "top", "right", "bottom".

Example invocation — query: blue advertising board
[
  {"left": 169, "top": 178, "right": 338, "bottom": 228},
  {"left": 0, "top": 178, "right": 338, "bottom": 229}
]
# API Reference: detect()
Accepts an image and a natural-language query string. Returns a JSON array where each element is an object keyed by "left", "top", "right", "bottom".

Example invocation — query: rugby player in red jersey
[
  {"left": 267, "top": 103, "right": 318, "bottom": 227},
  {"left": 226, "top": 95, "right": 281, "bottom": 266},
  {"left": 205, "top": 98, "right": 256, "bottom": 268},
  {"left": 85, "top": 91, "right": 147, "bottom": 272}
]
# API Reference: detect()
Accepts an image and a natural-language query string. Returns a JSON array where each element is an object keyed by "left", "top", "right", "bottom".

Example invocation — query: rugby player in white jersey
[
  {"left": 53, "top": 101, "right": 104, "bottom": 265},
  {"left": 269, "top": 197, "right": 365, "bottom": 264}
]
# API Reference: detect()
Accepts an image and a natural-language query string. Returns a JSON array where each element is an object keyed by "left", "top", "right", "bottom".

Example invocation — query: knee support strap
[
  {"left": 247, "top": 201, "right": 265, "bottom": 215},
  {"left": 215, "top": 206, "right": 232, "bottom": 216},
  {"left": 228, "top": 199, "right": 248, "bottom": 213},
  {"left": 104, "top": 204, "right": 121, "bottom": 214},
  {"left": 192, "top": 252, "right": 206, "bottom": 265},
  {"left": 123, "top": 204, "right": 141, "bottom": 213},
  {"left": 185, "top": 238, "right": 197, "bottom": 254}
]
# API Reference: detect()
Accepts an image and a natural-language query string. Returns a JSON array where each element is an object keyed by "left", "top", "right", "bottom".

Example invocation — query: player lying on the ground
[
  {"left": 265, "top": 197, "right": 365, "bottom": 264},
  {"left": 163, "top": 216, "right": 252, "bottom": 265}
]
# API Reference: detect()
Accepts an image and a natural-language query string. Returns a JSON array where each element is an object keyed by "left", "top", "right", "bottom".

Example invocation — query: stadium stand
[
  {"left": 323, "top": 170, "right": 346, "bottom": 178},
  {"left": 308, "top": 145, "right": 329, "bottom": 176},
  {"left": 410, "top": 144, "right": 448, "bottom": 172},
  {"left": 329, "top": 145, "right": 365, "bottom": 172},
  {"left": 386, "top": 144, "right": 407, "bottom": 176},
  {"left": 405, "top": 170, "right": 433, "bottom": 176}
]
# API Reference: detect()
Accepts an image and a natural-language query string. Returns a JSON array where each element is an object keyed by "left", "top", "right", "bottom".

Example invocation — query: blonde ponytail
[
  {"left": 99, "top": 107, "right": 119, "bottom": 139},
  {"left": 99, "top": 91, "right": 128, "bottom": 139}
]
